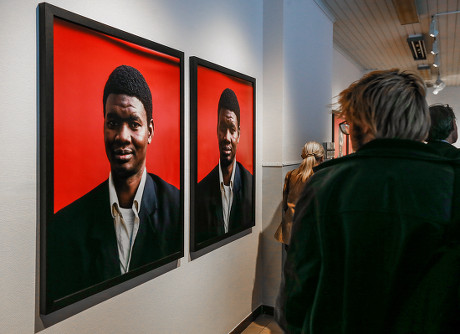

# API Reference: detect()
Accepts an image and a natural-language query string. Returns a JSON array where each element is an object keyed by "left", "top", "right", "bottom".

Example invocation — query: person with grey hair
[
  {"left": 277, "top": 69, "right": 460, "bottom": 333},
  {"left": 426, "top": 104, "right": 460, "bottom": 158}
]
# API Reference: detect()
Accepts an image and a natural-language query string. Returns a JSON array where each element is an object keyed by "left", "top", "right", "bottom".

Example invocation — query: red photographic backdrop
[
  {"left": 53, "top": 18, "right": 181, "bottom": 213},
  {"left": 196, "top": 66, "right": 254, "bottom": 182},
  {"left": 332, "top": 114, "right": 352, "bottom": 158}
]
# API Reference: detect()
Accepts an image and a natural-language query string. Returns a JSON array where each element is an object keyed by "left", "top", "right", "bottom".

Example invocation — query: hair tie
[{"left": 302, "top": 153, "right": 315, "bottom": 159}]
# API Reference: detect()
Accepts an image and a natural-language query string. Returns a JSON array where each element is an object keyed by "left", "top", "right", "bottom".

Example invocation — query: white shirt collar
[
  {"left": 109, "top": 167, "right": 147, "bottom": 216},
  {"left": 219, "top": 158, "right": 237, "bottom": 188}
]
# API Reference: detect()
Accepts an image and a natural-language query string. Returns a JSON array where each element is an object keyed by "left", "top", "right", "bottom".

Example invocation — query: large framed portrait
[
  {"left": 190, "top": 57, "right": 256, "bottom": 252},
  {"left": 39, "top": 3, "right": 184, "bottom": 314}
]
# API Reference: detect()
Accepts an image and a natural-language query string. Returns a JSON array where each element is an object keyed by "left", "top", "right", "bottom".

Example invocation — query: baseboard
[
  {"left": 229, "top": 305, "right": 275, "bottom": 334},
  {"left": 261, "top": 305, "right": 274, "bottom": 316}
]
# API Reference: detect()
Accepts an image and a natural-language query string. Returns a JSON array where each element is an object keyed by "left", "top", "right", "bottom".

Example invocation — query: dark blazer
[
  {"left": 426, "top": 140, "right": 460, "bottom": 159},
  {"left": 194, "top": 161, "right": 254, "bottom": 246},
  {"left": 47, "top": 173, "right": 181, "bottom": 303}
]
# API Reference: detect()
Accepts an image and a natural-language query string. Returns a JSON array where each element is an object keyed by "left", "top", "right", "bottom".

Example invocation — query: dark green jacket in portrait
[{"left": 278, "top": 139, "right": 460, "bottom": 334}]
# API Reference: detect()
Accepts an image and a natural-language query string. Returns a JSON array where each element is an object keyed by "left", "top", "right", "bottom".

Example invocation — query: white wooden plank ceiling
[{"left": 321, "top": 0, "right": 460, "bottom": 86}]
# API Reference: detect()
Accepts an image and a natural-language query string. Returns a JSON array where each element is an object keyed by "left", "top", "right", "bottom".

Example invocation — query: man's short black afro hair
[
  {"left": 218, "top": 88, "right": 240, "bottom": 126},
  {"left": 103, "top": 65, "right": 153, "bottom": 122}
]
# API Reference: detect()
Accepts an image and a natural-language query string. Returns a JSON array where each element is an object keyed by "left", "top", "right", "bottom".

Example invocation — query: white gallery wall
[
  {"left": 426, "top": 87, "right": 460, "bottom": 113},
  {"left": 332, "top": 47, "right": 365, "bottom": 104},
  {"left": 0, "top": 1, "right": 264, "bottom": 333},
  {"left": 259, "top": 23, "right": 366, "bottom": 308},
  {"left": 0, "top": 0, "right": 339, "bottom": 333},
  {"left": 261, "top": 0, "right": 334, "bottom": 307}
]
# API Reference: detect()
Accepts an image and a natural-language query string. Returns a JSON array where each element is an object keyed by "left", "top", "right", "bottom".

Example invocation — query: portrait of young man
[
  {"left": 47, "top": 65, "right": 181, "bottom": 303},
  {"left": 194, "top": 88, "right": 254, "bottom": 247}
]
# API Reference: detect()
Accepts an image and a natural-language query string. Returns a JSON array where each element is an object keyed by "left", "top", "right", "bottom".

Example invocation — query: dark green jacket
[
  {"left": 427, "top": 140, "right": 460, "bottom": 159},
  {"left": 278, "top": 139, "right": 460, "bottom": 334}
]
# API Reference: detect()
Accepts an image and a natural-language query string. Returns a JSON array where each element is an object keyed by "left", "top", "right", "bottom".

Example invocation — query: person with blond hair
[
  {"left": 274, "top": 141, "right": 324, "bottom": 246},
  {"left": 277, "top": 69, "right": 460, "bottom": 333}
]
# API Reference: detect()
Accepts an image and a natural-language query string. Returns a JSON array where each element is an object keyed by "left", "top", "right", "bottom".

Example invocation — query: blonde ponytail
[{"left": 295, "top": 141, "right": 325, "bottom": 182}]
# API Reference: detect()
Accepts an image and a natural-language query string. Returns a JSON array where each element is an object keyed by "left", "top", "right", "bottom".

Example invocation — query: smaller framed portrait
[
  {"left": 190, "top": 57, "right": 256, "bottom": 252},
  {"left": 39, "top": 3, "right": 184, "bottom": 314},
  {"left": 332, "top": 113, "right": 352, "bottom": 157}
]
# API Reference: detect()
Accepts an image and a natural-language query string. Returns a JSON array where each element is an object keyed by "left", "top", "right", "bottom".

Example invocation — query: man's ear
[
  {"left": 349, "top": 122, "right": 374, "bottom": 150},
  {"left": 450, "top": 119, "right": 458, "bottom": 144},
  {"left": 148, "top": 119, "right": 154, "bottom": 144}
]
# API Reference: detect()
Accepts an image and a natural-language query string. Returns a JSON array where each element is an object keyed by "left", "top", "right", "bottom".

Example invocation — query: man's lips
[
  {"left": 112, "top": 148, "right": 134, "bottom": 161},
  {"left": 220, "top": 146, "right": 232, "bottom": 155}
]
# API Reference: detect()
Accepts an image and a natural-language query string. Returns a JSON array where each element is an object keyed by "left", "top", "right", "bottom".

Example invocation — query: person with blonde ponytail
[{"left": 274, "top": 141, "right": 324, "bottom": 246}]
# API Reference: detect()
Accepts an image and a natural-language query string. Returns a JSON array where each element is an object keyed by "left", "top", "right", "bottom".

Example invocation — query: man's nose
[
  {"left": 116, "top": 123, "right": 131, "bottom": 143},
  {"left": 222, "top": 129, "right": 231, "bottom": 141}
]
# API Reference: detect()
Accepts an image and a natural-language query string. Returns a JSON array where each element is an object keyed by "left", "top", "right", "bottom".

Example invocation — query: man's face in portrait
[
  {"left": 217, "top": 108, "right": 240, "bottom": 168},
  {"left": 104, "top": 94, "right": 153, "bottom": 179}
]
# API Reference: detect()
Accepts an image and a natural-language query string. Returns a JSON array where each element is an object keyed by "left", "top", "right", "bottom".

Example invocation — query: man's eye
[
  {"left": 107, "top": 120, "right": 117, "bottom": 128},
  {"left": 130, "top": 122, "right": 141, "bottom": 129}
]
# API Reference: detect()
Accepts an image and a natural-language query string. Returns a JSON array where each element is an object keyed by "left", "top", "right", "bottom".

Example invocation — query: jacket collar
[
  {"left": 108, "top": 168, "right": 147, "bottom": 217},
  {"left": 138, "top": 173, "right": 157, "bottom": 218},
  {"left": 130, "top": 174, "right": 159, "bottom": 268},
  {"left": 87, "top": 181, "right": 120, "bottom": 278},
  {"left": 232, "top": 162, "right": 242, "bottom": 193},
  {"left": 206, "top": 162, "right": 242, "bottom": 231},
  {"left": 88, "top": 174, "right": 158, "bottom": 277},
  {"left": 90, "top": 174, "right": 157, "bottom": 241}
]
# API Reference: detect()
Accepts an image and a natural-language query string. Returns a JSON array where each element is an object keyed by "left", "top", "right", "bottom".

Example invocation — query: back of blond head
[
  {"left": 336, "top": 69, "right": 430, "bottom": 148},
  {"left": 296, "top": 141, "right": 324, "bottom": 182}
]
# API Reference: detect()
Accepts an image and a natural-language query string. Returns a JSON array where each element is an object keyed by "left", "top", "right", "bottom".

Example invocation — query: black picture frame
[
  {"left": 190, "top": 56, "right": 256, "bottom": 252},
  {"left": 39, "top": 3, "right": 184, "bottom": 314}
]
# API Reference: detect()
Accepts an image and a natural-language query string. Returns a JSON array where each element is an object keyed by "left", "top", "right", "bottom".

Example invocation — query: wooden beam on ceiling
[{"left": 392, "top": 0, "right": 419, "bottom": 25}]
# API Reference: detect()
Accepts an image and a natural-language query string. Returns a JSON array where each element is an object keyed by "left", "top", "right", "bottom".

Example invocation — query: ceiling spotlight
[
  {"left": 435, "top": 74, "right": 442, "bottom": 86},
  {"left": 433, "top": 72, "right": 446, "bottom": 95},
  {"left": 429, "top": 15, "right": 438, "bottom": 37},
  {"left": 433, "top": 81, "right": 445, "bottom": 95},
  {"left": 433, "top": 53, "right": 440, "bottom": 67},
  {"left": 431, "top": 38, "right": 439, "bottom": 54}
]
